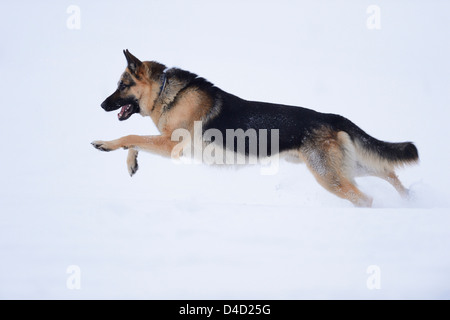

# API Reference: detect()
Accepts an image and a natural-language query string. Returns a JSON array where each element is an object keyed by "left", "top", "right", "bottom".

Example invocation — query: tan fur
[
  {"left": 92, "top": 62, "right": 215, "bottom": 165},
  {"left": 157, "top": 88, "right": 214, "bottom": 135},
  {"left": 95, "top": 135, "right": 179, "bottom": 156},
  {"left": 377, "top": 171, "right": 409, "bottom": 198},
  {"left": 295, "top": 126, "right": 412, "bottom": 207},
  {"left": 125, "top": 63, "right": 215, "bottom": 136},
  {"left": 298, "top": 127, "right": 371, "bottom": 207}
]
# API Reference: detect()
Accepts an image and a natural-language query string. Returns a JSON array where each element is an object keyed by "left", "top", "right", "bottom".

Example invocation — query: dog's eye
[{"left": 119, "top": 82, "right": 127, "bottom": 91}]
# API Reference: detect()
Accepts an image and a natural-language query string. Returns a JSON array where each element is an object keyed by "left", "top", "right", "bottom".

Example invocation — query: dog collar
[{"left": 159, "top": 73, "right": 167, "bottom": 97}]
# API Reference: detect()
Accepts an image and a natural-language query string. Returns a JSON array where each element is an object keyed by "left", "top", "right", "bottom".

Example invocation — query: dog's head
[{"left": 101, "top": 49, "right": 166, "bottom": 121}]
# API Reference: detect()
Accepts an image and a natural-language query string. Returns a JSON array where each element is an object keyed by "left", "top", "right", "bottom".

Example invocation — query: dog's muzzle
[{"left": 101, "top": 100, "right": 120, "bottom": 112}]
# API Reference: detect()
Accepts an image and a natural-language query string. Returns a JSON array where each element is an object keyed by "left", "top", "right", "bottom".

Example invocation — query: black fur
[
  {"left": 163, "top": 68, "right": 217, "bottom": 112},
  {"left": 161, "top": 67, "right": 418, "bottom": 162},
  {"left": 334, "top": 117, "right": 419, "bottom": 163},
  {"left": 205, "top": 91, "right": 417, "bottom": 161}
]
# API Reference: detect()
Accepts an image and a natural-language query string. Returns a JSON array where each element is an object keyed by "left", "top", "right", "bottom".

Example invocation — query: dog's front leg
[
  {"left": 92, "top": 135, "right": 183, "bottom": 177},
  {"left": 92, "top": 135, "right": 179, "bottom": 156}
]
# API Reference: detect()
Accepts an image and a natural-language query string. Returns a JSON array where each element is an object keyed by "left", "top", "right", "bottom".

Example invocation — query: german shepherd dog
[{"left": 92, "top": 50, "right": 419, "bottom": 207}]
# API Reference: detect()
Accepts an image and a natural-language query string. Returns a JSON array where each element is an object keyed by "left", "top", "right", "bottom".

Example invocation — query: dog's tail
[{"left": 336, "top": 116, "right": 419, "bottom": 170}]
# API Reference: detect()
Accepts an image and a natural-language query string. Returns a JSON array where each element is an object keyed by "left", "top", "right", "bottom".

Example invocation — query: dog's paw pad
[{"left": 91, "top": 141, "right": 111, "bottom": 152}]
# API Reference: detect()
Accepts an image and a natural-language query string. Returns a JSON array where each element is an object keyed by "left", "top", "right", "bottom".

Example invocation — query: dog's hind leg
[
  {"left": 312, "top": 172, "right": 373, "bottom": 207},
  {"left": 127, "top": 148, "right": 139, "bottom": 177},
  {"left": 299, "top": 129, "right": 373, "bottom": 207},
  {"left": 377, "top": 171, "right": 410, "bottom": 199}
]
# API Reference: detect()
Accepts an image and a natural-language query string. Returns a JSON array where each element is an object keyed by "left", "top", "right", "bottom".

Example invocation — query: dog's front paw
[
  {"left": 91, "top": 140, "right": 114, "bottom": 152},
  {"left": 128, "top": 160, "right": 139, "bottom": 177},
  {"left": 127, "top": 149, "right": 139, "bottom": 177}
]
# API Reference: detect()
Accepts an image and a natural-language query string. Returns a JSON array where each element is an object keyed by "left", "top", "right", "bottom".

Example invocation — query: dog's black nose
[
  {"left": 101, "top": 91, "right": 121, "bottom": 111},
  {"left": 101, "top": 100, "right": 108, "bottom": 110}
]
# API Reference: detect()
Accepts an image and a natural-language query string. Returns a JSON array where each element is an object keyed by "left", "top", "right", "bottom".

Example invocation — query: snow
[{"left": 0, "top": 0, "right": 449, "bottom": 299}]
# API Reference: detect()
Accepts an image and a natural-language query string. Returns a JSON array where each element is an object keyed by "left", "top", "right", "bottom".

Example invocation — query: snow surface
[{"left": 0, "top": 0, "right": 449, "bottom": 299}]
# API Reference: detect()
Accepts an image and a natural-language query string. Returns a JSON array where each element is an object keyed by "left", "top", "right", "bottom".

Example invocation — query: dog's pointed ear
[{"left": 123, "top": 49, "right": 142, "bottom": 75}]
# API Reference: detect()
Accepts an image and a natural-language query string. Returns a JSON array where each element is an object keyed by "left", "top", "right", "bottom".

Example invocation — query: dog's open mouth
[
  {"left": 100, "top": 93, "right": 140, "bottom": 120},
  {"left": 117, "top": 103, "right": 139, "bottom": 121}
]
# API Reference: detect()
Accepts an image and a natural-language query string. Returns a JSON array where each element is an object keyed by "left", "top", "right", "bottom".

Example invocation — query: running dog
[{"left": 92, "top": 50, "right": 419, "bottom": 207}]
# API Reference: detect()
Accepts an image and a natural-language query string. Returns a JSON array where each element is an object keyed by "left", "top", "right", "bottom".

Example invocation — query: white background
[{"left": 0, "top": 0, "right": 449, "bottom": 299}]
